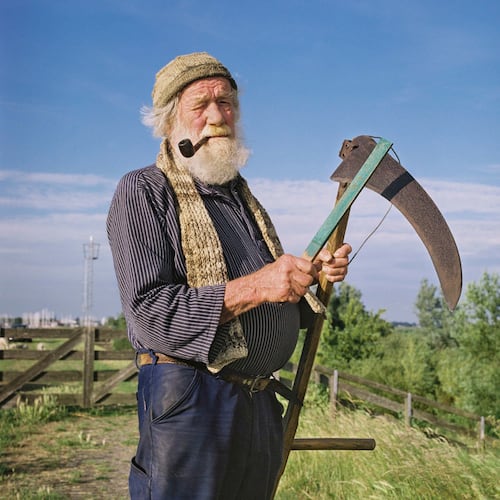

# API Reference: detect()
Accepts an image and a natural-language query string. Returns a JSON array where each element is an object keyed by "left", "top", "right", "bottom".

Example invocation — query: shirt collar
[{"left": 194, "top": 175, "right": 242, "bottom": 199}]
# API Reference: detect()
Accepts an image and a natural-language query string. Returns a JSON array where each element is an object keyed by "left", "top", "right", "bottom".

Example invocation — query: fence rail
[
  {"left": 0, "top": 327, "right": 137, "bottom": 408},
  {"left": 309, "top": 363, "right": 486, "bottom": 445},
  {"left": 0, "top": 327, "right": 489, "bottom": 446}
]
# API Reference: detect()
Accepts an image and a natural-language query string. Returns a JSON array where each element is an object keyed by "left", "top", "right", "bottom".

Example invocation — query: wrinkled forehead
[{"left": 180, "top": 77, "right": 236, "bottom": 103}]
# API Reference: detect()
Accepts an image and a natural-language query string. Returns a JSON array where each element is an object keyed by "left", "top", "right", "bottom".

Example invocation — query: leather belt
[
  {"left": 137, "top": 352, "right": 204, "bottom": 370},
  {"left": 136, "top": 352, "right": 298, "bottom": 402},
  {"left": 220, "top": 371, "right": 272, "bottom": 393}
]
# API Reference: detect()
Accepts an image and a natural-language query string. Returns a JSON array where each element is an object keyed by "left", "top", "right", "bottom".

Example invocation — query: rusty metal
[
  {"left": 332, "top": 135, "right": 462, "bottom": 310},
  {"left": 303, "top": 138, "right": 392, "bottom": 261}
]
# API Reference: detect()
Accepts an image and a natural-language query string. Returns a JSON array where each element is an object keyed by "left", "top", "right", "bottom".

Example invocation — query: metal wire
[{"left": 348, "top": 136, "right": 401, "bottom": 264}]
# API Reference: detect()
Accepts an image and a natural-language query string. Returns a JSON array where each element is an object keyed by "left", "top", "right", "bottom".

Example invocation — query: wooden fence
[
  {"left": 307, "top": 363, "right": 487, "bottom": 446},
  {"left": 0, "top": 327, "right": 137, "bottom": 408},
  {"left": 0, "top": 327, "right": 488, "bottom": 446}
]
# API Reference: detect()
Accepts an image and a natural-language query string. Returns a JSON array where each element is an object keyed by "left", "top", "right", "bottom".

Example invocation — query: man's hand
[
  {"left": 313, "top": 243, "right": 352, "bottom": 284},
  {"left": 220, "top": 243, "right": 351, "bottom": 324},
  {"left": 251, "top": 254, "right": 319, "bottom": 304}
]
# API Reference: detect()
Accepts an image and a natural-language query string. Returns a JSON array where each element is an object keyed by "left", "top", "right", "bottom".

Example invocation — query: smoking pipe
[{"left": 178, "top": 137, "right": 209, "bottom": 158}]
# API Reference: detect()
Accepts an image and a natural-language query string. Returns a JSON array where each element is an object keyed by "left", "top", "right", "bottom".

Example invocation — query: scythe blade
[{"left": 331, "top": 135, "right": 462, "bottom": 310}]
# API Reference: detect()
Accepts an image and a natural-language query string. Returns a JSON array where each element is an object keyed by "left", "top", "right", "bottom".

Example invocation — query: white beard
[{"left": 170, "top": 123, "right": 251, "bottom": 185}]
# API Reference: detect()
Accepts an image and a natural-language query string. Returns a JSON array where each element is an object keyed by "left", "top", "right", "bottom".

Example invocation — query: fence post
[
  {"left": 478, "top": 416, "right": 485, "bottom": 451},
  {"left": 330, "top": 370, "right": 338, "bottom": 417},
  {"left": 82, "top": 327, "right": 95, "bottom": 408},
  {"left": 405, "top": 392, "right": 412, "bottom": 427},
  {"left": 0, "top": 327, "right": 5, "bottom": 350}
]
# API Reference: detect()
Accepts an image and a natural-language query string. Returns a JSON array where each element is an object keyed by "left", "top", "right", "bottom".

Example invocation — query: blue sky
[{"left": 1, "top": 0, "right": 499, "bottom": 323}]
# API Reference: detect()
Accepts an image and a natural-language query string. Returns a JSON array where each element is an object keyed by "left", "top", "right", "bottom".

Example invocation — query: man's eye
[{"left": 190, "top": 105, "right": 206, "bottom": 113}]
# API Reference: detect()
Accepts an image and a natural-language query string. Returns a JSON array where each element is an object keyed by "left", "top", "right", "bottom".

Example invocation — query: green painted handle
[{"left": 302, "top": 137, "right": 393, "bottom": 260}]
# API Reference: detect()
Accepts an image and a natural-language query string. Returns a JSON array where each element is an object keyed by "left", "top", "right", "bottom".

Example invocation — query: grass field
[
  {"left": 276, "top": 393, "right": 499, "bottom": 499},
  {"left": 1, "top": 389, "right": 498, "bottom": 499}
]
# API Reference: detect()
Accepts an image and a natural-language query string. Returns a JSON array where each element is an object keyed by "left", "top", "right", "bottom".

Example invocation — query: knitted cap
[{"left": 152, "top": 52, "right": 237, "bottom": 108}]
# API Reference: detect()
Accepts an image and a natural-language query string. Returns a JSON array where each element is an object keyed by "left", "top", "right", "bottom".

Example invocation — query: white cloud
[
  {"left": 0, "top": 169, "right": 116, "bottom": 212},
  {"left": 250, "top": 176, "right": 500, "bottom": 321},
  {"left": 1, "top": 171, "right": 499, "bottom": 322},
  {"left": 422, "top": 179, "right": 500, "bottom": 214},
  {"left": 0, "top": 188, "right": 113, "bottom": 211},
  {"left": 249, "top": 177, "right": 500, "bottom": 252},
  {"left": 0, "top": 169, "right": 114, "bottom": 186},
  {"left": 0, "top": 213, "right": 108, "bottom": 246}
]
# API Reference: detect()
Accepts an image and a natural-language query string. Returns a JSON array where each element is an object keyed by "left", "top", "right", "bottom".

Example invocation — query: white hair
[{"left": 140, "top": 96, "right": 179, "bottom": 138}]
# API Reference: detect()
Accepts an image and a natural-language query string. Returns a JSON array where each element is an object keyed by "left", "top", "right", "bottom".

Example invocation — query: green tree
[
  {"left": 12, "top": 316, "right": 24, "bottom": 327},
  {"left": 317, "top": 282, "right": 393, "bottom": 369},
  {"left": 415, "top": 279, "right": 442, "bottom": 329},
  {"left": 437, "top": 272, "right": 500, "bottom": 418},
  {"left": 414, "top": 279, "right": 457, "bottom": 348},
  {"left": 353, "top": 331, "right": 437, "bottom": 396},
  {"left": 104, "top": 312, "right": 127, "bottom": 330}
]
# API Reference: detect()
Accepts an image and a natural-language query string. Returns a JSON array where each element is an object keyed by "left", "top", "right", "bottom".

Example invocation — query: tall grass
[
  {"left": 276, "top": 388, "right": 499, "bottom": 499},
  {"left": 13, "top": 394, "right": 68, "bottom": 426},
  {"left": 0, "top": 388, "right": 497, "bottom": 498},
  {"left": 0, "top": 395, "right": 68, "bottom": 448}
]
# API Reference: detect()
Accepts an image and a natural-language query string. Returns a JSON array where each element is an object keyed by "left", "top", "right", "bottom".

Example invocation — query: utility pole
[
  {"left": 82, "top": 235, "right": 100, "bottom": 327},
  {"left": 82, "top": 235, "right": 99, "bottom": 408}
]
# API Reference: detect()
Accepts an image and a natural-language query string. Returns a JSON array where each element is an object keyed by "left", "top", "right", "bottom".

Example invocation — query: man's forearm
[
  {"left": 219, "top": 254, "right": 313, "bottom": 325},
  {"left": 220, "top": 275, "right": 263, "bottom": 324}
]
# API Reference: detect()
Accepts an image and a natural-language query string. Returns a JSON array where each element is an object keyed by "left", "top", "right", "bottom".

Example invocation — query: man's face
[
  {"left": 169, "top": 77, "right": 249, "bottom": 185},
  {"left": 173, "top": 77, "right": 236, "bottom": 145}
]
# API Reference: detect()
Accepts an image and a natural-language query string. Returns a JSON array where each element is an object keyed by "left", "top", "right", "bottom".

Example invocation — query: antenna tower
[{"left": 82, "top": 236, "right": 100, "bottom": 327}]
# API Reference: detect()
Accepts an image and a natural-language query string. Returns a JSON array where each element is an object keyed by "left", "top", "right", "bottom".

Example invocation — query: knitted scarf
[{"left": 156, "top": 139, "right": 323, "bottom": 372}]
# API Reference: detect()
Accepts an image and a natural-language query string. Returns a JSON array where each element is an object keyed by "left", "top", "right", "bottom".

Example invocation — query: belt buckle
[{"left": 249, "top": 375, "right": 265, "bottom": 393}]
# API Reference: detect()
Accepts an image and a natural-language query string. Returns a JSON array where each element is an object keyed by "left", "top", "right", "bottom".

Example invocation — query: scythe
[{"left": 272, "top": 135, "right": 462, "bottom": 496}]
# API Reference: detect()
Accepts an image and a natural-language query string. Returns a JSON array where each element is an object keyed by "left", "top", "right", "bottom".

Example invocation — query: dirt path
[{"left": 1, "top": 407, "right": 139, "bottom": 499}]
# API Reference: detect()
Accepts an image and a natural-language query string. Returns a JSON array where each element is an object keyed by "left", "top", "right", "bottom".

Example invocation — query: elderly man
[{"left": 107, "top": 52, "right": 351, "bottom": 499}]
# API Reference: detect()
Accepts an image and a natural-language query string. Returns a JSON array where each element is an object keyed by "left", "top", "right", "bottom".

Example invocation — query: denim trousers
[{"left": 129, "top": 362, "right": 284, "bottom": 500}]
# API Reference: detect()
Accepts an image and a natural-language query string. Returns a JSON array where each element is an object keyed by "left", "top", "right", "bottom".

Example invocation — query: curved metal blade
[{"left": 331, "top": 135, "right": 462, "bottom": 310}]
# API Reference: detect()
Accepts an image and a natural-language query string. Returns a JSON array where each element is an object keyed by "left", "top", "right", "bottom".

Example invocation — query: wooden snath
[{"left": 273, "top": 137, "right": 393, "bottom": 496}]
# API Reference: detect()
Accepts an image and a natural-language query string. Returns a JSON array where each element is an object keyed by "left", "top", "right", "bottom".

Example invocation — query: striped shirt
[{"left": 107, "top": 165, "right": 300, "bottom": 376}]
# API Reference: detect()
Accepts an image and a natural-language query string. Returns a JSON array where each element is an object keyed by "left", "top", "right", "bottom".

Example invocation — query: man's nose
[{"left": 205, "top": 102, "right": 225, "bottom": 125}]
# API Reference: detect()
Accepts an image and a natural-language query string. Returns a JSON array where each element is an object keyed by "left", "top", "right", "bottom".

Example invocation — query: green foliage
[
  {"left": 314, "top": 272, "right": 499, "bottom": 420},
  {"left": 436, "top": 272, "right": 500, "bottom": 418},
  {"left": 301, "top": 381, "right": 330, "bottom": 410},
  {"left": 6, "top": 486, "right": 66, "bottom": 499},
  {"left": 459, "top": 272, "right": 500, "bottom": 356},
  {"left": 104, "top": 312, "right": 127, "bottom": 330},
  {"left": 415, "top": 279, "right": 442, "bottom": 329},
  {"left": 3, "top": 402, "right": 498, "bottom": 499},
  {"left": 317, "top": 282, "right": 393, "bottom": 369},
  {"left": 277, "top": 405, "right": 500, "bottom": 499},
  {"left": 112, "top": 336, "right": 133, "bottom": 351},
  {"left": 414, "top": 278, "right": 457, "bottom": 348},
  {"left": 0, "top": 395, "right": 69, "bottom": 462},
  {"left": 353, "top": 331, "right": 437, "bottom": 396},
  {"left": 12, "top": 316, "right": 24, "bottom": 327},
  {"left": 14, "top": 395, "right": 68, "bottom": 426}
]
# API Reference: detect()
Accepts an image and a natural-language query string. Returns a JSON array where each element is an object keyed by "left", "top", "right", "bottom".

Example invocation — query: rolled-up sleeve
[{"left": 106, "top": 166, "right": 225, "bottom": 364}]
